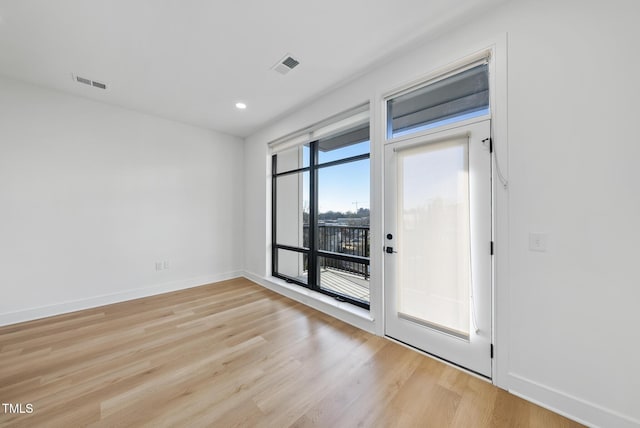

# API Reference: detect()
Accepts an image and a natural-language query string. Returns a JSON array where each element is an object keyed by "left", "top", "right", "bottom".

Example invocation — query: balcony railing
[{"left": 303, "top": 224, "right": 370, "bottom": 279}]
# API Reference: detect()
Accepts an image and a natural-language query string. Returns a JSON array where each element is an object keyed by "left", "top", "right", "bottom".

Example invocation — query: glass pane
[
  {"left": 317, "top": 157, "right": 370, "bottom": 304},
  {"left": 388, "top": 64, "right": 489, "bottom": 138},
  {"left": 396, "top": 136, "right": 470, "bottom": 338},
  {"left": 276, "top": 143, "right": 310, "bottom": 172},
  {"left": 317, "top": 159, "right": 370, "bottom": 226},
  {"left": 319, "top": 256, "right": 369, "bottom": 303},
  {"left": 275, "top": 171, "right": 309, "bottom": 248},
  {"left": 318, "top": 140, "right": 370, "bottom": 164},
  {"left": 276, "top": 249, "right": 308, "bottom": 284}
]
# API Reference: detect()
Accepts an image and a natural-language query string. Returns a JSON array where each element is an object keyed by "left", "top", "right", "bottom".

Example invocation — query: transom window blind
[{"left": 387, "top": 62, "right": 490, "bottom": 138}]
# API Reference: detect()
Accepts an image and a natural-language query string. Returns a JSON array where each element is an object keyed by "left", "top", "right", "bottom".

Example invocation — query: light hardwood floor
[{"left": 0, "top": 278, "right": 582, "bottom": 427}]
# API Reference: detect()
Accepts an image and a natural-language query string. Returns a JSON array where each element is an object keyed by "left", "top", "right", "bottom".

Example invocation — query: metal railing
[{"left": 303, "top": 224, "right": 370, "bottom": 279}]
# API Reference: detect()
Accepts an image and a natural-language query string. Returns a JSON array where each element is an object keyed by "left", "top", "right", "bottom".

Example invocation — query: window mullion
[
  {"left": 308, "top": 140, "right": 319, "bottom": 291},
  {"left": 271, "top": 154, "right": 277, "bottom": 276}
]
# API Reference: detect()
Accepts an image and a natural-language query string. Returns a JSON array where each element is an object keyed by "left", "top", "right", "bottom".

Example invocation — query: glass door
[{"left": 384, "top": 120, "right": 492, "bottom": 377}]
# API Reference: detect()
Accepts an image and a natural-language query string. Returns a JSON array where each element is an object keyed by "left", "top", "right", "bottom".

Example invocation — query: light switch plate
[{"left": 529, "top": 232, "right": 548, "bottom": 252}]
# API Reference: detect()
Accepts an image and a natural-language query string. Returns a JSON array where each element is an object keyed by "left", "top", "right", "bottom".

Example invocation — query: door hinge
[
  {"left": 482, "top": 137, "right": 493, "bottom": 153},
  {"left": 491, "top": 344, "right": 494, "bottom": 359},
  {"left": 490, "top": 241, "right": 494, "bottom": 255}
]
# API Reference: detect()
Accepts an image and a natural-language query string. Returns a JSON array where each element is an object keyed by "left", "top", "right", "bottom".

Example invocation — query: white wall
[
  {"left": 244, "top": 0, "right": 640, "bottom": 426},
  {"left": 0, "top": 76, "right": 244, "bottom": 325}
]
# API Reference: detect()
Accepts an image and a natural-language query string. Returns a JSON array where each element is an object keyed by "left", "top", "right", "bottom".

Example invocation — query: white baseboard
[
  {"left": 508, "top": 373, "right": 639, "bottom": 428},
  {"left": 242, "top": 271, "right": 376, "bottom": 335},
  {"left": 0, "top": 271, "right": 243, "bottom": 327}
]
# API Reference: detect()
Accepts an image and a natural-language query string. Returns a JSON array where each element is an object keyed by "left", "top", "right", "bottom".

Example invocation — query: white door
[{"left": 384, "top": 120, "right": 492, "bottom": 377}]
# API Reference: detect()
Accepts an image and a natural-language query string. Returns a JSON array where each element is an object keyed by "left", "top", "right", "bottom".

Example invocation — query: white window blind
[
  {"left": 270, "top": 106, "right": 369, "bottom": 154},
  {"left": 387, "top": 59, "right": 490, "bottom": 138}
]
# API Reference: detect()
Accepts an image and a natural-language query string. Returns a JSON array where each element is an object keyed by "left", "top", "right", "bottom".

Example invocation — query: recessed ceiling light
[{"left": 235, "top": 102, "right": 247, "bottom": 110}]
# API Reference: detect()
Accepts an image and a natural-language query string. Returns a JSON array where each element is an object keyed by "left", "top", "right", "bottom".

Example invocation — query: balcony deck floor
[
  {"left": 319, "top": 268, "right": 370, "bottom": 303},
  {"left": 297, "top": 268, "right": 370, "bottom": 303}
]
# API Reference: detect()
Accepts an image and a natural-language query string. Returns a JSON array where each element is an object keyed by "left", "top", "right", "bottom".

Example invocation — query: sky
[{"left": 301, "top": 141, "right": 370, "bottom": 214}]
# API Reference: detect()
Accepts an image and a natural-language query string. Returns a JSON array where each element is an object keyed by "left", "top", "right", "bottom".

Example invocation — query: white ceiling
[{"left": 0, "top": 0, "right": 507, "bottom": 138}]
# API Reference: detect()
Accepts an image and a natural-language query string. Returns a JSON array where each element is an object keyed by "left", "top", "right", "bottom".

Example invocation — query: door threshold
[{"left": 384, "top": 335, "right": 492, "bottom": 383}]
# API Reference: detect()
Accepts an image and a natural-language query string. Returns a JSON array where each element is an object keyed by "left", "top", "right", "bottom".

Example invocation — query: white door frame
[{"left": 372, "top": 41, "right": 508, "bottom": 386}]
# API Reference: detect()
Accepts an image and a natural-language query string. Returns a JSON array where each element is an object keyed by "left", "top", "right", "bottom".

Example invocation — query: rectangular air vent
[
  {"left": 72, "top": 74, "right": 107, "bottom": 90},
  {"left": 282, "top": 56, "right": 299, "bottom": 69},
  {"left": 76, "top": 76, "right": 91, "bottom": 85},
  {"left": 272, "top": 54, "right": 300, "bottom": 75}
]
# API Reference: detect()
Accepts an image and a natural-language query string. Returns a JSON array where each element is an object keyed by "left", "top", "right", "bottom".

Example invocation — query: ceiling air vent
[
  {"left": 272, "top": 54, "right": 300, "bottom": 75},
  {"left": 72, "top": 73, "right": 107, "bottom": 90}
]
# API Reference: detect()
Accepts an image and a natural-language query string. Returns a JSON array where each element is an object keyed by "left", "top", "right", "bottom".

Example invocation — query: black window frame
[{"left": 272, "top": 138, "right": 371, "bottom": 310}]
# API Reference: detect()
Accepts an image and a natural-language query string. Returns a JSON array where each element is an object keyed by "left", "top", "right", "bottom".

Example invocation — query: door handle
[{"left": 385, "top": 246, "right": 397, "bottom": 254}]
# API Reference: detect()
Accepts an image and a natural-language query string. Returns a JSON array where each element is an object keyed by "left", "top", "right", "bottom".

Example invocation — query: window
[
  {"left": 272, "top": 114, "right": 370, "bottom": 309},
  {"left": 387, "top": 62, "right": 490, "bottom": 138}
]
